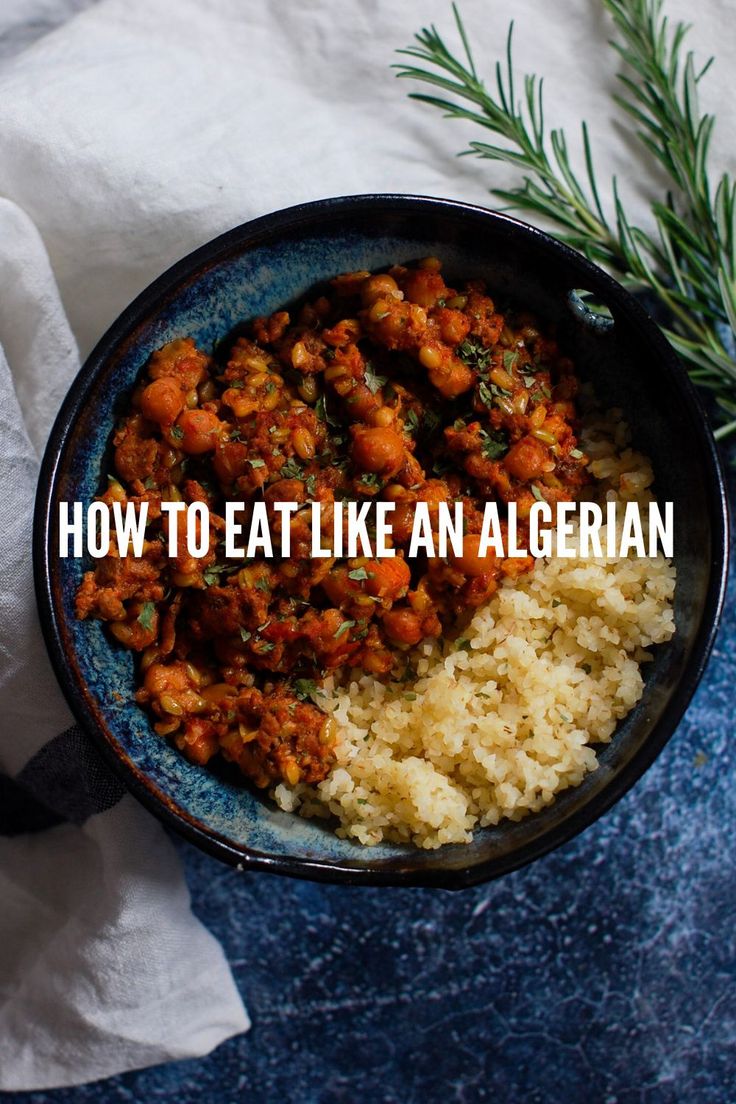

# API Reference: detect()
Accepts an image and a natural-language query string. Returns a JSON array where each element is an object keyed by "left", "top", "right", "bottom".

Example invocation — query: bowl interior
[{"left": 39, "top": 197, "right": 726, "bottom": 885}]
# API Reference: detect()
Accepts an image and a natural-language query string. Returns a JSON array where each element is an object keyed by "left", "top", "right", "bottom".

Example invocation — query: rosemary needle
[{"left": 395, "top": 0, "right": 736, "bottom": 439}]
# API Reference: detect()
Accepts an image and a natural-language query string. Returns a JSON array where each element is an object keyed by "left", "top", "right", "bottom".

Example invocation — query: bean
[
  {"left": 291, "top": 342, "right": 309, "bottom": 370},
  {"left": 490, "top": 367, "right": 515, "bottom": 391},
  {"left": 284, "top": 761, "right": 301, "bottom": 786},
  {"left": 318, "top": 717, "right": 338, "bottom": 746},
  {"left": 293, "top": 427, "right": 316, "bottom": 460},
  {"left": 531, "top": 428, "right": 557, "bottom": 445},
  {"left": 160, "top": 693, "right": 184, "bottom": 716},
  {"left": 324, "top": 363, "right": 349, "bottom": 382},
  {"left": 298, "top": 375, "right": 319, "bottom": 403},
  {"left": 198, "top": 379, "right": 218, "bottom": 403},
  {"left": 530, "top": 405, "right": 547, "bottom": 429},
  {"left": 419, "top": 344, "right": 443, "bottom": 370}
]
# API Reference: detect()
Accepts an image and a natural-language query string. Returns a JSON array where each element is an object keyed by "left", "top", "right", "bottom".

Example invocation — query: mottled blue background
[{"left": 5, "top": 448, "right": 733, "bottom": 1103}]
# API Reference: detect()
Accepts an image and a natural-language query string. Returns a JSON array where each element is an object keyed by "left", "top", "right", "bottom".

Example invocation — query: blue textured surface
[
  {"left": 8, "top": 455, "right": 736, "bottom": 1102},
  {"left": 19, "top": 281, "right": 736, "bottom": 1098}
]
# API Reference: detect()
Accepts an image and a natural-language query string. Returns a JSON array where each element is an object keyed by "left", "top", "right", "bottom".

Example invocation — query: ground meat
[{"left": 76, "top": 257, "right": 589, "bottom": 790}]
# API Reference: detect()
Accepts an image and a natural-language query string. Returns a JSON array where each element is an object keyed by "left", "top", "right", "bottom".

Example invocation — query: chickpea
[
  {"left": 343, "top": 382, "right": 379, "bottom": 421},
  {"left": 403, "top": 268, "right": 446, "bottom": 308},
  {"left": 382, "top": 607, "right": 424, "bottom": 646},
  {"left": 369, "top": 406, "right": 394, "bottom": 428},
  {"left": 213, "top": 440, "right": 249, "bottom": 483},
  {"left": 451, "top": 533, "right": 496, "bottom": 578},
  {"left": 503, "top": 436, "right": 548, "bottom": 481},
  {"left": 351, "top": 426, "right": 405, "bottom": 478},
  {"left": 176, "top": 408, "right": 223, "bottom": 454},
  {"left": 438, "top": 309, "right": 471, "bottom": 346},
  {"left": 141, "top": 377, "right": 185, "bottom": 426},
  {"left": 364, "top": 557, "right": 411, "bottom": 602},
  {"left": 361, "top": 273, "right": 400, "bottom": 306},
  {"left": 427, "top": 356, "right": 474, "bottom": 400}
]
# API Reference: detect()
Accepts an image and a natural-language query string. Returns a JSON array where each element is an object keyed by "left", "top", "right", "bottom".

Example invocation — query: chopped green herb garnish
[
  {"left": 358, "top": 472, "right": 381, "bottom": 490},
  {"left": 478, "top": 381, "right": 494, "bottom": 407},
  {"left": 280, "top": 457, "right": 304, "bottom": 480},
  {"left": 455, "top": 638, "right": 472, "bottom": 652},
  {"left": 240, "top": 628, "right": 252, "bottom": 643},
  {"left": 503, "top": 350, "right": 519, "bottom": 372},
  {"left": 480, "top": 430, "right": 508, "bottom": 460},
  {"left": 348, "top": 566, "right": 369, "bottom": 581},
  {"left": 248, "top": 458, "right": 266, "bottom": 469},
  {"left": 569, "top": 447, "right": 583, "bottom": 459},
  {"left": 137, "top": 601, "right": 156, "bottom": 632},
  {"left": 531, "top": 484, "right": 545, "bottom": 502},
  {"left": 457, "top": 335, "right": 493, "bottom": 373},
  {"left": 293, "top": 678, "right": 325, "bottom": 704},
  {"left": 404, "top": 409, "right": 419, "bottom": 434},
  {"left": 203, "top": 564, "right": 232, "bottom": 586},
  {"left": 255, "top": 575, "right": 271, "bottom": 592},
  {"left": 333, "top": 619, "right": 356, "bottom": 639},
  {"left": 422, "top": 409, "right": 441, "bottom": 436},
  {"left": 170, "top": 425, "right": 184, "bottom": 441},
  {"left": 364, "top": 362, "right": 388, "bottom": 394},
  {"left": 403, "top": 691, "right": 418, "bottom": 701},
  {"left": 202, "top": 563, "right": 241, "bottom": 585}
]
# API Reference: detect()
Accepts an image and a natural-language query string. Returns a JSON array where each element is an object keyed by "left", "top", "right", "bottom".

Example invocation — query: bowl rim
[{"left": 33, "top": 192, "right": 730, "bottom": 889}]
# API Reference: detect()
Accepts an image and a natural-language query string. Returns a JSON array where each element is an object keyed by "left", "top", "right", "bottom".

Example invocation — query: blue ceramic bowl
[{"left": 34, "top": 195, "right": 728, "bottom": 887}]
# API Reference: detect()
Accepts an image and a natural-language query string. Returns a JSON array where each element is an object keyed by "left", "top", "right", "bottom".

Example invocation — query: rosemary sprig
[{"left": 395, "top": 0, "right": 736, "bottom": 439}]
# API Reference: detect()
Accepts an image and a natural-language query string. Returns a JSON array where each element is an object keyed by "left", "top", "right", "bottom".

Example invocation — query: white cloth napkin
[
  {"left": 0, "top": 0, "right": 732, "bottom": 1091},
  {"left": 0, "top": 198, "right": 250, "bottom": 1092}
]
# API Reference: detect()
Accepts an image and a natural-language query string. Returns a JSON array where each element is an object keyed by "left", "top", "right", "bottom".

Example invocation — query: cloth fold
[
  {"left": 0, "top": 193, "right": 248, "bottom": 1092},
  {"left": 0, "top": 0, "right": 732, "bottom": 1091}
]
